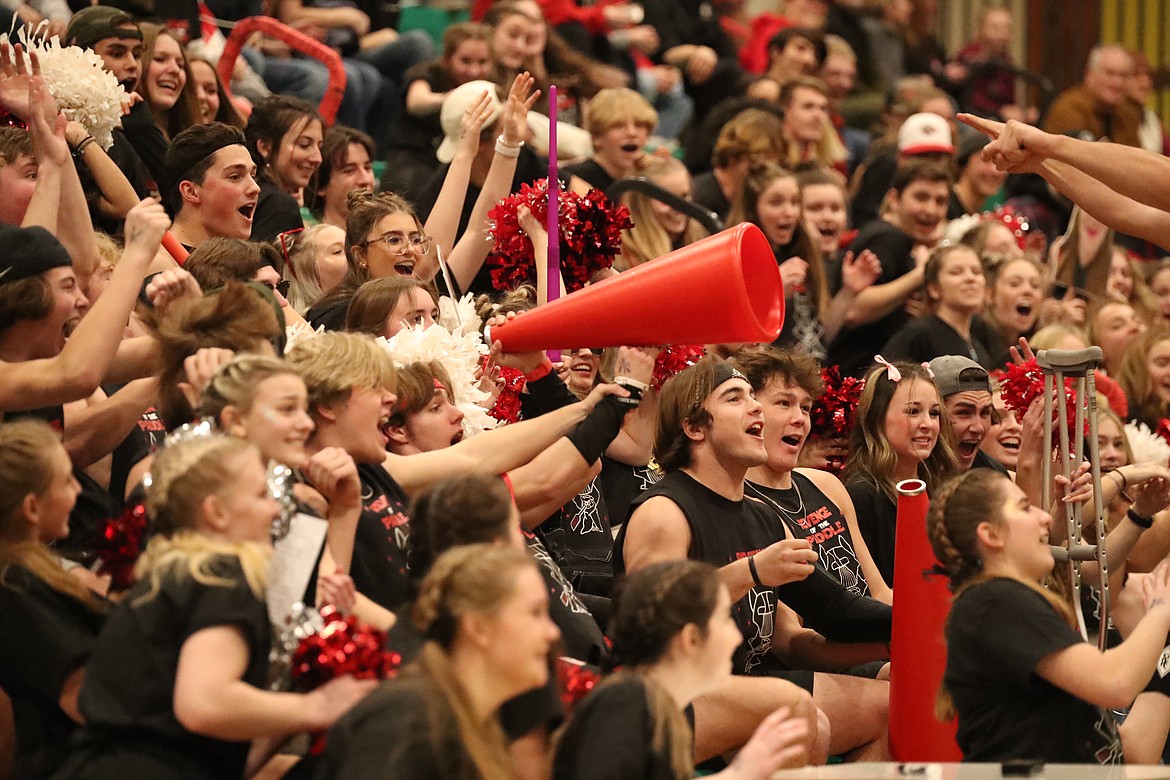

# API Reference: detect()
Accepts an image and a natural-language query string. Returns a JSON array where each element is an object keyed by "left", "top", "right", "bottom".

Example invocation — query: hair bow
[{"left": 873, "top": 355, "right": 935, "bottom": 382}]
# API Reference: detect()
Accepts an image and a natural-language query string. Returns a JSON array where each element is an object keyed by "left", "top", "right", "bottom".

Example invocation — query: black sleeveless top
[
  {"left": 616, "top": 471, "right": 891, "bottom": 676},
  {"left": 354, "top": 463, "right": 413, "bottom": 611},
  {"left": 746, "top": 472, "right": 871, "bottom": 597},
  {"left": 536, "top": 477, "right": 615, "bottom": 598},
  {"left": 617, "top": 471, "right": 789, "bottom": 675}
]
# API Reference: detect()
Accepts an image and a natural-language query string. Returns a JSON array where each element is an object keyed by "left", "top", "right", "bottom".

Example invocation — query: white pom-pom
[
  {"left": 378, "top": 323, "right": 499, "bottom": 438},
  {"left": 437, "top": 293, "right": 482, "bottom": 337},
  {"left": 284, "top": 321, "right": 324, "bottom": 354},
  {"left": 943, "top": 213, "right": 982, "bottom": 247},
  {"left": 1123, "top": 421, "right": 1170, "bottom": 467},
  {"left": 18, "top": 27, "right": 128, "bottom": 151}
]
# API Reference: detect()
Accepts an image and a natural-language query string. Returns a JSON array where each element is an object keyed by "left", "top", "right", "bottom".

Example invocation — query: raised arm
[
  {"left": 416, "top": 88, "right": 494, "bottom": 279},
  {"left": 0, "top": 199, "right": 167, "bottom": 411},
  {"left": 444, "top": 73, "right": 539, "bottom": 292}
]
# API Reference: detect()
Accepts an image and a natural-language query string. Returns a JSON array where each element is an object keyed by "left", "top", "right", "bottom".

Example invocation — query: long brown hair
[
  {"left": 928, "top": 469, "right": 1075, "bottom": 720},
  {"left": 139, "top": 23, "right": 201, "bottom": 141},
  {"left": 844, "top": 361, "right": 958, "bottom": 501},
  {"left": 0, "top": 420, "right": 107, "bottom": 613},
  {"left": 1117, "top": 326, "right": 1170, "bottom": 429},
  {"left": 412, "top": 544, "right": 539, "bottom": 780},
  {"left": 727, "top": 162, "right": 827, "bottom": 314}
]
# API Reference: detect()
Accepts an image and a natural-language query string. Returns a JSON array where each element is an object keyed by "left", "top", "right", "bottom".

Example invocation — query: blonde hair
[
  {"left": 585, "top": 87, "right": 657, "bottom": 137},
  {"left": 284, "top": 330, "right": 397, "bottom": 411},
  {"left": 0, "top": 421, "right": 107, "bottom": 612},
  {"left": 618, "top": 156, "right": 708, "bottom": 271},
  {"left": 138, "top": 435, "right": 271, "bottom": 600},
  {"left": 282, "top": 224, "right": 332, "bottom": 314},
  {"left": 199, "top": 354, "right": 304, "bottom": 425},
  {"left": 412, "top": 544, "right": 539, "bottom": 780},
  {"left": 1118, "top": 326, "right": 1170, "bottom": 429}
]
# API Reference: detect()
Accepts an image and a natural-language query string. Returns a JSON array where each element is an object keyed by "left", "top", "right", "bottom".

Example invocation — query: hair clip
[
  {"left": 921, "top": 362, "right": 935, "bottom": 378},
  {"left": 873, "top": 355, "right": 901, "bottom": 382}
]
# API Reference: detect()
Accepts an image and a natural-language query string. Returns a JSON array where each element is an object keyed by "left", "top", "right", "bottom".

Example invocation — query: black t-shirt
[
  {"left": 524, "top": 530, "right": 606, "bottom": 664},
  {"left": 946, "top": 577, "right": 1122, "bottom": 764},
  {"left": 66, "top": 555, "right": 270, "bottom": 779},
  {"left": 690, "top": 170, "right": 730, "bottom": 222},
  {"left": 747, "top": 471, "right": 871, "bottom": 597},
  {"left": 552, "top": 675, "right": 691, "bottom": 780},
  {"left": 120, "top": 101, "right": 170, "bottom": 196},
  {"left": 251, "top": 180, "right": 304, "bottom": 244},
  {"left": 598, "top": 457, "right": 663, "bottom": 532},
  {"left": 317, "top": 674, "right": 483, "bottom": 780},
  {"left": 844, "top": 478, "right": 897, "bottom": 589},
  {"left": 537, "top": 477, "right": 615, "bottom": 597},
  {"left": 881, "top": 313, "right": 999, "bottom": 370},
  {"left": 106, "top": 397, "right": 166, "bottom": 505},
  {"left": 0, "top": 565, "right": 105, "bottom": 779},
  {"left": 827, "top": 220, "right": 916, "bottom": 378},
  {"left": 971, "top": 450, "right": 1009, "bottom": 476},
  {"left": 560, "top": 159, "right": 615, "bottom": 192},
  {"left": 354, "top": 463, "right": 414, "bottom": 611}
]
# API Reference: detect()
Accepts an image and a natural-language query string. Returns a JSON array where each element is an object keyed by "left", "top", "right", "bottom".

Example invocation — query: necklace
[{"left": 746, "top": 477, "right": 805, "bottom": 521}]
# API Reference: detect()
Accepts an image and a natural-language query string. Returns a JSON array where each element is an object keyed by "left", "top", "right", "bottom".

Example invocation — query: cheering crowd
[{"left": 6, "top": 0, "right": 1170, "bottom": 776}]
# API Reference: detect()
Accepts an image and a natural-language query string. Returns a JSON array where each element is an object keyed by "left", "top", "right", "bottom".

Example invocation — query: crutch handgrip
[
  {"left": 1049, "top": 544, "right": 1098, "bottom": 563},
  {"left": 1036, "top": 347, "right": 1104, "bottom": 375}
]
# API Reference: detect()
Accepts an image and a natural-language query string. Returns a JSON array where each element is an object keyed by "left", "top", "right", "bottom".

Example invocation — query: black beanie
[{"left": 0, "top": 225, "right": 73, "bottom": 284}]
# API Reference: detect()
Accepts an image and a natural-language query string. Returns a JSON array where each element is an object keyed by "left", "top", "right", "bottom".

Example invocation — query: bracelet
[
  {"left": 72, "top": 136, "right": 96, "bottom": 159},
  {"left": 747, "top": 555, "right": 765, "bottom": 588},
  {"left": 1110, "top": 470, "right": 1128, "bottom": 491},
  {"left": 495, "top": 135, "right": 523, "bottom": 158},
  {"left": 1127, "top": 507, "right": 1154, "bottom": 530},
  {"left": 523, "top": 357, "right": 554, "bottom": 382}
]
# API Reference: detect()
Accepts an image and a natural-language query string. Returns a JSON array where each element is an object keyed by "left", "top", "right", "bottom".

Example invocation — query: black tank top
[
  {"left": 617, "top": 470, "right": 891, "bottom": 676},
  {"left": 536, "top": 477, "right": 615, "bottom": 597},
  {"left": 354, "top": 463, "right": 413, "bottom": 611},
  {"left": 618, "top": 470, "right": 786, "bottom": 675},
  {"left": 746, "top": 472, "right": 871, "bottom": 597}
]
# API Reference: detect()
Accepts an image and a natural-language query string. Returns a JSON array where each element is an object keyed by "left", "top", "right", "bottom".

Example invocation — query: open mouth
[
  {"left": 780, "top": 433, "right": 803, "bottom": 448},
  {"left": 570, "top": 361, "right": 592, "bottom": 374},
  {"left": 451, "top": 430, "right": 464, "bottom": 445},
  {"left": 1015, "top": 301, "right": 1034, "bottom": 317},
  {"left": 238, "top": 203, "right": 256, "bottom": 220},
  {"left": 957, "top": 440, "right": 980, "bottom": 459},
  {"left": 746, "top": 421, "right": 764, "bottom": 438},
  {"left": 157, "top": 78, "right": 179, "bottom": 92},
  {"left": 393, "top": 259, "right": 416, "bottom": 276},
  {"left": 912, "top": 435, "right": 934, "bottom": 449},
  {"left": 998, "top": 435, "right": 1020, "bottom": 452},
  {"left": 620, "top": 142, "right": 640, "bottom": 153}
]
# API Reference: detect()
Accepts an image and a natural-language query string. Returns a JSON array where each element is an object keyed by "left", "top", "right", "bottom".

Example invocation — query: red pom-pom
[
  {"left": 555, "top": 658, "right": 599, "bottom": 713},
  {"left": 1156, "top": 419, "right": 1170, "bottom": 447},
  {"left": 290, "top": 606, "right": 401, "bottom": 690},
  {"left": 999, "top": 358, "right": 1083, "bottom": 444},
  {"left": 95, "top": 503, "right": 148, "bottom": 590},
  {"left": 652, "top": 345, "right": 705, "bottom": 389},
  {"left": 488, "top": 365, "right": 526, "bottom": 424},
  {"left": 810, "top": 366, "right": 865, "bottom": 438},
  {"left": 487, "top": 179, "right": 632, "bottom": 293}
]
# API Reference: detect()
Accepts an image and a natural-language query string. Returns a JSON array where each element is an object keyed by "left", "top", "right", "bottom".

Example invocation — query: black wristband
[
  {"left": 1127, "top": 507, "right": 1154, "bottom": 530},
  {"left": 566, "top": 395, "right": 629, "bottom": 464},
  {"left": 748, "top": 555, "right": 765, "bottom": 588}
]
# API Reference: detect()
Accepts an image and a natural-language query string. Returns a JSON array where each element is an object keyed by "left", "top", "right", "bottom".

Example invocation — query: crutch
[{"left": 1037, "top": 347, "right": 1109, "bottom": 650}]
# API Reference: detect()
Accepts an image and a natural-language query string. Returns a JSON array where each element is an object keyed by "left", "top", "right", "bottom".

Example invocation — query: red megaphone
[
  {"left": 486, "top": 223, "right": 784, "bottom": 351},
  {"left": 889, "top": 479, "right": 962, "bottom": 761}
]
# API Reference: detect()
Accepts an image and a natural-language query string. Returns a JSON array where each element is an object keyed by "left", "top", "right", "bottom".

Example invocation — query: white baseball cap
[{"left": 897, "top": 112, "right": 955, "bottom": 155}]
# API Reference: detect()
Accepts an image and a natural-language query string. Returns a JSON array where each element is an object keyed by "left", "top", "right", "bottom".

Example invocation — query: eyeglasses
[{"left": 363, "top": 232, "right": 433, "bottom": 257}]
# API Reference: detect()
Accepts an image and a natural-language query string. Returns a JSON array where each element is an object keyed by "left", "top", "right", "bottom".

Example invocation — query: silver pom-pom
[
  {"left": 267, "top": 461, "right": 297, "bottom": 542},
  {"left": 268, "top": 602, "right": 324, "bottom": 691}
]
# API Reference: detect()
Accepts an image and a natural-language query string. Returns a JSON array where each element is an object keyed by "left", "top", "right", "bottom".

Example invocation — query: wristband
[
  {"left": 748, "top": 555, "right": 765, "bottom": 588},
  {"left": 72, "top": 136, "right": 96, "bottom": 159},
  {"left": 566, "top": 395, "right": 628, "bottom": 464},
  {"left": 523, "top": 358, "right": 554, "bottom": 382},
  {"left": 1127, "top": 507, "right": 1154, "bottom": 530},
  {"left": 612, "top": 376, "right": 646, "bottom": 406},
  {"left": 495, "top": 135, "right": 523, "bottom": 158}
]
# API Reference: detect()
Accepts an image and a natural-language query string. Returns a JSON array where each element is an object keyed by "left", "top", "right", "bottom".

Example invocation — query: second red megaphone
[{"left": 487, "top": 223, "right": 784, "bottom": 352}]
